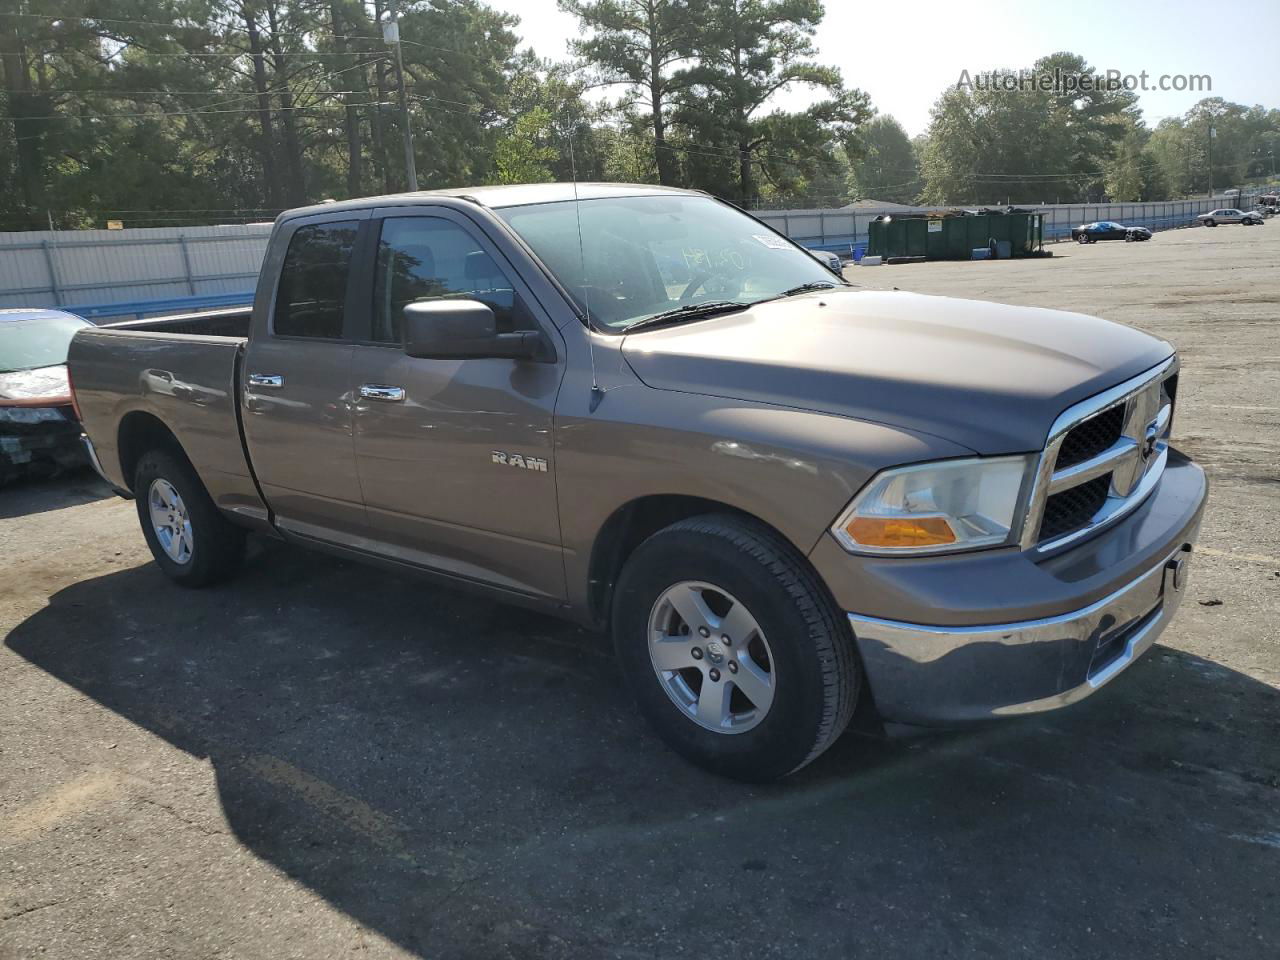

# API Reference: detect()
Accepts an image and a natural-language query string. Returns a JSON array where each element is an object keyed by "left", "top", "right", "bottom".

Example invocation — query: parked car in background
[
  {"left": 805, "top": 247, "right": 843, "bottom": 274},
  {"left": 1197, "top": 208, "right": 1265, "bottom": 226},
  {"left": 1070, "top": 221, "right": 1152, "bottom": 243},
  {"left": 0, "top": 308, "right": 91, "bottom": 483}
]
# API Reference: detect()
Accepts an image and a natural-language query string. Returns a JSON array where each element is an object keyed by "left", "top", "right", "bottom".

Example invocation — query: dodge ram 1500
[{"left": 69, "top": 183, "right": 1207, "bottom": 780}]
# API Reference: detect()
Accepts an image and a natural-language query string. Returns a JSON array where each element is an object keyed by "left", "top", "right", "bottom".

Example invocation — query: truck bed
[
  {"left": 69, "top": 312, "right": 266, "bottom": 523},
  {"left": 103, "top": 306, "right": 252, "bottom": 338}
]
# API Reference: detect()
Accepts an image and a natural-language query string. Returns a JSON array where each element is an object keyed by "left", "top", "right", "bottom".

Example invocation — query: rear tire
[
  {"left": 134, "top": 449, "right": 245, "bottom": 587},
  {"left": 611, "top": 514, "right": 859, "bottom": 781}
]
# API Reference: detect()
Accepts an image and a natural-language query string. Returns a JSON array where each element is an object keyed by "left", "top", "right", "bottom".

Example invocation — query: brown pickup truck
[{"left": 68, "top": 183, "right": 1207, "bottom": 780}]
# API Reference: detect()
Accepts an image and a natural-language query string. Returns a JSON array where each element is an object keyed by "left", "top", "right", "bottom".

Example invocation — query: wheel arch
[
  {"left": 117, "top": 411, "right": 194, "bottom": 493},
  {"left": 586, "top": 494, "right": 812, "bottom": 629}
]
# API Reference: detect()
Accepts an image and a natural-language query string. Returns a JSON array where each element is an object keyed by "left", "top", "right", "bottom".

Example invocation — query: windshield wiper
[
  {"left": 776, "top": 280, "right": 839, "bottom": 298},
  {"left": 624, "top": 300, "right": 750, "bottom": 333}
]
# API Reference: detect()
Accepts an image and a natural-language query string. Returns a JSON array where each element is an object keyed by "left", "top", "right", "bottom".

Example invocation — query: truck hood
[{"left": 621, "top": 290, "right": 1173, "bottom": 454}]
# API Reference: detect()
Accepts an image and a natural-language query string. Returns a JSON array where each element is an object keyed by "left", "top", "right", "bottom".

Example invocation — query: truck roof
[
  {"left": 0, "top": 308, "right": 87, "bottom": 325},
  {"left": 279, "top": 182, "right": 702, "bottom": 221}
]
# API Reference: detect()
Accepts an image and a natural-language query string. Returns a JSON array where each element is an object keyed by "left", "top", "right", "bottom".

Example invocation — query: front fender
[{"left": 552, "top": 331, "right": 972, "bottom": 615}]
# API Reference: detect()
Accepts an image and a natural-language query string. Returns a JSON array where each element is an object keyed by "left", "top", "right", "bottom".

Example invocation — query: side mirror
[{"left": 401, "top": 299, "right": 550, "bottom": 361}]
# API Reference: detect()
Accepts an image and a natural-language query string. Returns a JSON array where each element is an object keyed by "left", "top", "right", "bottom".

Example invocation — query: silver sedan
[{"left": 1197, "top": 208, "right": 1265, "bottom": 226}]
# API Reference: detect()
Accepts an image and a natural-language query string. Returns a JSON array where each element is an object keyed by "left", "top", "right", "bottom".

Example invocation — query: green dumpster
[{"left": 867, "top": 211, "right": 1044, "bottom": 261}]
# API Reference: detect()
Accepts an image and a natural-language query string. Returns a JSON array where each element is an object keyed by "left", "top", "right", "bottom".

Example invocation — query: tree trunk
[
  {"left": 266, "top": 3, "right": 307, "bottom": 206},
  {"left": 243, "top": 9, "right": 282, "bottom": 209},
  {"left": 646, "top": 2, "right": 676, "bottom": 186},
  {"left": 330, "top": 0, "right": 362, "bottom": 197},
  {"left": 738, "top": 139, "right": 753, "bottom": 204},
  {"left": 732, "top": 39, "right": 752, "bottom": 204},
  {"left": 370, "top": 0, "right": 394, "bottom": 193},
  {"left": 1, "top": 25, "right": 51, "bottom": 226}
]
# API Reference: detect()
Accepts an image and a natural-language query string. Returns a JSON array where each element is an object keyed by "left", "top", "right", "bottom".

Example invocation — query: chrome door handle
[
  {"left": 247, "top": 373, "right": 284, "bottom": 389},
  {"left": 359, "top": 384, "right": 405, "bottom": 402}
]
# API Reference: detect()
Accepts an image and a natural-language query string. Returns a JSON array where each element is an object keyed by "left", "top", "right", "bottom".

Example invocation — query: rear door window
[{"left": 273, "top": 221, "right": 360, "bottom": 338}]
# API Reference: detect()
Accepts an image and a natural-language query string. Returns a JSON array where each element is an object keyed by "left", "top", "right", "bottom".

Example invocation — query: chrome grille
[
  {"left": 1055, "top": 405, "right": 1125, "bottom": 470},
  {"left": 1040, "top": 475, "right": 1111, "bottom": 541},
  {"left": 1022, "top": 357, "right": 1178, "bottom": 551}
]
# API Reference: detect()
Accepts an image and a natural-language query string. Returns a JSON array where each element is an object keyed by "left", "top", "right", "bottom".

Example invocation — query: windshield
[
  {"left": 0, "top": 314, "right": 88, "bottom": 373},
  {"left": 496, "top": 195, "right": 843, "bottom": 330}
]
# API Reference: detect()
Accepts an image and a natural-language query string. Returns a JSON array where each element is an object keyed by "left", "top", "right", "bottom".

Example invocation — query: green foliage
[
  {"left": 559, "top": 0, "right": 693, "bottom": 184},
  {"left": 670, "top": 0, "right": 870, "bottom": 203},
  {"left": 1103, "top": 115, "right": 1166, "bottom": 202},
  {"left": 494, "top": 106, "right": 557, "bottom": 183},
  {"left": 919, "top": 53, "right": 1136, "bottom": 205},
  {"left": 1146, "top": 99, "right": 1280, "bottom": 197},
  {"left": 4, "top": 0, "right": 1276, "bottom": 232},
  {"left": 847, "top": 115, "right": 918, "bottom": 204}
]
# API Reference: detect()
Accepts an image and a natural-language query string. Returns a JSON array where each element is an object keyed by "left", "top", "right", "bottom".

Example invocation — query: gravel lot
[{"left": 2, "top": 223, "right": 1278, "bottom": 959}]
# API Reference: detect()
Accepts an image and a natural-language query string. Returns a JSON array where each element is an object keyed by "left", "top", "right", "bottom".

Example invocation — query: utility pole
[
  {"left": 1207, "top": 124, "right": 1215, "bottom": 198},
  {"left": 384, "top": 0, "right": 418, "bottom": 192}
]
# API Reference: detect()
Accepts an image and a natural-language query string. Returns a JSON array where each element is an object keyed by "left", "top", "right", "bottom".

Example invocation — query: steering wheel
[{"left": 679, "top": 270, "right": 713, "bottom": 302}]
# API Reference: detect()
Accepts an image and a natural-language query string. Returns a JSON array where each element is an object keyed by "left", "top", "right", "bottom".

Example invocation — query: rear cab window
[{"left": 273, "top": 221, "right": 360, "bottom": 338}]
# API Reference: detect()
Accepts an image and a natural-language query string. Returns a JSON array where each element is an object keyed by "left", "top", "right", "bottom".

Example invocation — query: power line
[
  {"left": 14, "top": 98, "right": 389, "bottom": 122},
  {"left": 1, "top": 11, "right": 517, "bottom": 65}
]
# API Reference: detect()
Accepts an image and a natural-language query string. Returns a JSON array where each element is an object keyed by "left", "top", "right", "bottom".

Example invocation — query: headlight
[
  {"left": 831, "top": 455, "right": 1036, "bottom": 555},
  {"left": 0, "top": 406, "right": 68, "bottom": 424}
]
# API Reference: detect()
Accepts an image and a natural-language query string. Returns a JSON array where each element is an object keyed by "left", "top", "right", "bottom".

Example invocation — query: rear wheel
[
  {"left": 134, "top": 449, "right": 245, "bottom": 587},
  {"left": 611, "top": 514, "right": 859, "bottom": 781}
]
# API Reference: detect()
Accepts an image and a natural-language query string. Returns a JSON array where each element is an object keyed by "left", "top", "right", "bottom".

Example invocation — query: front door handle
[
  {"left": 359, "top": 384, "right": 405, "bottom": 402},
  {"left": 247, "top": 373, "right": 284, "bottom": 389}
]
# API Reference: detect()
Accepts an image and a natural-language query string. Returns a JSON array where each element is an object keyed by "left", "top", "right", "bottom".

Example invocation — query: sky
[{"left": 491, "top": 0, "right": 1280, "bottom": 135}]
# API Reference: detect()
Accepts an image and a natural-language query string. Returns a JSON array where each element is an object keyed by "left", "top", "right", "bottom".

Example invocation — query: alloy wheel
[
  {"left": 647, "top": 580, "right": 776, "bottom": 734},
  {"left": 148, "top": 478, "right": 193, "bottom": 564}
]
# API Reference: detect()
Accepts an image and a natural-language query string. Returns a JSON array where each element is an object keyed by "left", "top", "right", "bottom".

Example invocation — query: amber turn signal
[{"left": 844, "top": 516, "right": 957, "bottom": 548}]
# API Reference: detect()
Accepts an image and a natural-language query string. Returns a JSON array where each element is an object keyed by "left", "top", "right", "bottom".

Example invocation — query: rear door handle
[
  {"left": 247, "top": 374, "right": 284, "bottom": 389},
  {"left": 359, "top": 384, "right": 405, "bottom": 402}
]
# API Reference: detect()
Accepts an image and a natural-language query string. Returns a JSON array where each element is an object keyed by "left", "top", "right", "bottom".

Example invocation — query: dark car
[
  {"left": 805, "top": 247, "right": 843, "bottom": 275},
  {"left": 1071, "top": 221, "right": 1152, "bottom": 243},
  {"left": 0, "top": 308, "right": 92, "bottom": 483}
]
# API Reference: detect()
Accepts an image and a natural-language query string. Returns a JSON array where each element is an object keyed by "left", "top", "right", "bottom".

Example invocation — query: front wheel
[
  {"left": 612, "top": 514, "right": 859, "bottom": 781},
  {"left": 1205, "top": 219, "right": 1217, "bottom": 227},
  {"left": 134, "top": 449, "right": 245, "bottom": 587},
  {"left": 1076, "top": 234, "right": 1090, "bottom": 244}
]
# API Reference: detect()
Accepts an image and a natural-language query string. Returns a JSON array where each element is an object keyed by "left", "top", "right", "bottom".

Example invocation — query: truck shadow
[
  {"left": 6, "top": 544, "right": 1279, "bottom": 956},
  {"left": 0, "top": 468, "right": 110, "bottom": 518}
]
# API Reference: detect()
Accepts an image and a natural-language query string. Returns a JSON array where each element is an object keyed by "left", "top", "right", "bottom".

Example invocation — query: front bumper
[
  {"left": 849, "top": 544, "right": 1192, "bottom": 724},
  {"left": 0, "top": 406, "right": 87, "bottom": 482},
  {"left": 829, "top": 452, "right": 1207, "bottom": 725}
]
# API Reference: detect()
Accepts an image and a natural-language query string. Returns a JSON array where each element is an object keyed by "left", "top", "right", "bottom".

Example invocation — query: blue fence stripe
[{"left": 67, "top": 291, "right": 253, "bottom": 322}]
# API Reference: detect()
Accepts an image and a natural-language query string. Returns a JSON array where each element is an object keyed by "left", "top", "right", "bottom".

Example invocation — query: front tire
[
  {"left": 1205, "top": 219, "right": 1217, "bottom": 227},
  {"left": 134, "top": 449, "right": 245, "bottom": 587},
  {"left": 611, "top": 514, "right": 859, "bottom": 781}
]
